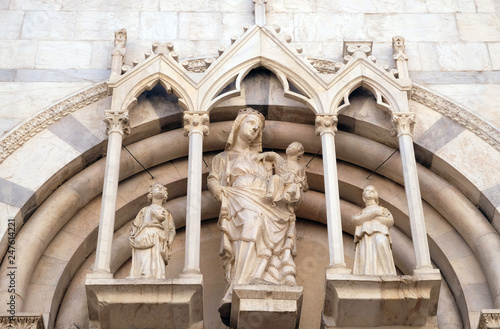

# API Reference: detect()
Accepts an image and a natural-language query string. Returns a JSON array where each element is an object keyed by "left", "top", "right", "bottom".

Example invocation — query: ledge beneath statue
[
  {"left": 230, "top": 285, "right": 303, "bottom": 329},
  {"left": 85, "top": 276, "right": 203, "bottom": 329},
  {"left": 322, "top": 270, "right": 441, "bottom": 328}
]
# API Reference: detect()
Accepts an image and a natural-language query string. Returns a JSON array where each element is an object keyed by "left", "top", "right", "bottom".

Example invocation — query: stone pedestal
[
  {"left": 322, "top": 271, "right": 441, "bottom": 328},
  {"left": 230, "top": 285, "right": 303, "bottom": 329},
  {"left": 85, "top": 276, "right": 203, "bottom": 329}
]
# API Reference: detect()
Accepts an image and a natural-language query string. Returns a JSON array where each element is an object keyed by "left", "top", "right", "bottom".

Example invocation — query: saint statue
[
  {"left": 351, "top": 185, "right": 397, "bottom": 275},
  {"left": 128, "top": 183, "right": 176, "bottom": 279},
  {"left": 208, "top": 108, "right": 308, "bottom": 322}
]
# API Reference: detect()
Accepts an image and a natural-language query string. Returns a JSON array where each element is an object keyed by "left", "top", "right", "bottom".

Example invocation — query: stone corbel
[
  {"left": 315, "top": 114, "right": 338, "bottom": 136},
  {"left": 391, "top": 112, "right": 415, "bottom": 138},
  {"left": 104, "top": 111, "right": 131, "bottom": 135},
  {"left": 183, "top": 111, "right": 210, "bottom": 137}
]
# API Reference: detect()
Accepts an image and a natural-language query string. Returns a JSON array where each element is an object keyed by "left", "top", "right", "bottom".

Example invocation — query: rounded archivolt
[{"left": 0, "top": 77, "right": 499, "bottom": 329}]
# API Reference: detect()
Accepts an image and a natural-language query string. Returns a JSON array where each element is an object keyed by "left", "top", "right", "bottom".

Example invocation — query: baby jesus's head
[{"left": 286, "top": 142, "right": 304, "bottom": 161}]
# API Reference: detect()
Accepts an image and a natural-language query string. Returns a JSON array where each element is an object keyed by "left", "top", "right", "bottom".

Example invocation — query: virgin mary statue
[{"left": 208, "top": 108, "right": 307, "bottom": 321}]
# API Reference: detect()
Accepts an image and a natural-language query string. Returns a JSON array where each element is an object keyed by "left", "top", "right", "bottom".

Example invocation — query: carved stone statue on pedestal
[
  {"left": 128, "top": 183, "right": 176, "bottom": 279},
  {"left": 351, "top": 185, "right": 397, "bottom": 275},
  {"left": 207, "top": 108, "right": 307, "bottom": 323}
]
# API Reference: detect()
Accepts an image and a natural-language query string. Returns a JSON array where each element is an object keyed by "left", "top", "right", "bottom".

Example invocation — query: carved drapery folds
[
  {"left": 391, "top": 112, "right": 415, "bottom": 138},
  {"left": 183, "top": 111, "right": 209, "bottom": 137},
  {"left": 104, "top": 111, "right": 131, "bottom": 135},
  {"left": 315, "top": 114, "right": 338, "bottom": 136}
]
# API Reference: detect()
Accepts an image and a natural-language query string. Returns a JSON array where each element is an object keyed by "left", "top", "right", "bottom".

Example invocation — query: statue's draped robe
[
  {"left": 128, "top": 205, "right": 173, "bottom": 279},
  {"left": 352, "top": 206, "right": 397, "bottom": 275},
  {"left": 208, "top": 151, "right": 297, "bottom": 303}
]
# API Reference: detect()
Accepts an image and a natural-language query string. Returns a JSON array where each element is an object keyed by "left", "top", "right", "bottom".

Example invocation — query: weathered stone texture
[
  {"left": 138, "top": 12, "right": 178, "bottom": 41},
  {"left": 436, "top": 43, "right": 492, "bottom": 71},
  {"left": 21, "top": 11, "right": 76, "bottom": 40},
  {"left": 456, "top": 14, "right": 500, "bottom": 42},
  {"left": 35, "top": 41, "right": 93, "bottom": 69},
  {"left": 0, "top": 11, "right": 24, "bottom": 39}
]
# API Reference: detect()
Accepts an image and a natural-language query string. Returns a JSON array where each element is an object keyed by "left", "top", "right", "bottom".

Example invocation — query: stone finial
[
  {"left": 392, "top": 36, "right": 405, "bottom": 56},
  {"left": 183, "top": 111, "right": 209, "bottom": 137},
  {"left": 110, "top": 28, "right": 127, "bottom": 77},
  {"left": 315, "top": 114, "right": 338, "bottom": 136},
  {"left": 253, "top": 0, "right": 267, "bottom": 27},
  {"left": 392, "top": 36, "right": 410, "bottom": 83},
  {"left": 112, "top": 28, "right": 127, "bottom": 56},
  {"left": 104, "top": 111, "right": 131, "bottom": 135},
  {"left": 391, "top": 112, "right": 415, "bottom": 138}
]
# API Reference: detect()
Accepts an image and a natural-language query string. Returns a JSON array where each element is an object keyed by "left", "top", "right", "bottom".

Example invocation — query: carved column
[
  {"left": 392, "top": 112, "right": 433, "bottom": 272},
  {"left": 93, "top": 111, "right": 130, "bottom": 276},
  {"left": 315, "top": 114, "right": 348, "bottom": 271},
  {"left": 182, "top": 111, "right": 209, "bottom": 275}
]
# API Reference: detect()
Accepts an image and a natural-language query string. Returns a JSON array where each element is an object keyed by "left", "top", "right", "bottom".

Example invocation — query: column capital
[
  {"left": 104, "top": 111, "right": 130, "bottom": 135},
  {"left": 315, "top": 113, "right": 338, "bottom": 136},
  {"left": 391, "top": 112, "right": 415, "bottom": 138},
  {"left": 183, "top": 111, "right": 209, "bottom": 137}
]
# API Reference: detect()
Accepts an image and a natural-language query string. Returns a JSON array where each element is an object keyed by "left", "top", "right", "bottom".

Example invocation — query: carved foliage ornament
[
  {"left": 479, "top": 311, "right": 500, "bottom": 329},
  {"left": 0, "top": 82, "right": 108, "bottom": 164},
  {"left": 391, "top": 112, "right": 415, "bottom": 138},
  {"left": 0, "top": 316, "right": 44, "bottom": 329},
  {"left": 183, "top": 111, "right": 209, "bottom": 137},
  {"left": 315, "top": 114, "right": 338, "bottom": 136},
  {"left": 104, "top": 111, "right": 131, "bottom": 135}
]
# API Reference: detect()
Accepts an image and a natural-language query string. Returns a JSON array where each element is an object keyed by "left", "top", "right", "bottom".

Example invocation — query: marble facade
[{"left": 0, "top": 1, "right": 499, "bottom": 329}]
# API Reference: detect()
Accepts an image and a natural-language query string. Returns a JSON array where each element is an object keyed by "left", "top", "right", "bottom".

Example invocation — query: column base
[
  {"left": 322, "top": 271, "right": 441, "bottom": 328},
  {"left": 85, "top": 277, "right": 203, "bottom": 329},
  {"left": 230, "top": 285, "right": 303, "bottom": 329}
]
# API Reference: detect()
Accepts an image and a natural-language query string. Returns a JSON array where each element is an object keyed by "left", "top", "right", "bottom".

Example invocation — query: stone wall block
[
  {"left": 62, "top": 0, "right": 156, "bottom": 11},
  {"left": 426, "top": 0, "right": 476, "bottom": 13},
  {"left": 21, "top": 11, "right": 76, "bottom": 40},
  {"left": 0, "top": 11, "right": 24, "bottom": 39},
  {"left": 10, "top": 0, "right": 62, "bottom": 10},
  {"left": 366, "top": 14, "right": 460, "bottom": 42},
  {"left": 488, "top": 43, "right": 500, "bottom": 70},
  {"left": 35, "top": 41, "right": 93, "bottom": 69},
  {"left": 474, "top": 0, "right": 498, "bottom": 12},
  {"left": 0, "top": 40, "right": 37, "bottom": 69},
  {"left": 221, "top": 13, "right": 254, "bottom": 42},
  {"left": 160, "top": 0, "right": 220, "bottom": 12},
  {"left": 436, "top": 43, "right": 492, "bottom": 71},
  {"left": 139, "top": 12, "right": 178, "bottom": 41},
  {"left": 90, "top": 41, "right": 113, "bottom": 69},
  {"left": 418, "top": 43, "right": 441, "bottom": 71},
  {"left": 74, "top": 12, "right": 139, "bottom": 41},
  {"left": 268, "top": 0, "right": 316, "bottom": 12},
  {"left": 294, "top": 13, "right": 367, "bottom": 42},
  {"left": 179, "top": 13, "right": 222, "bottom": 41},
  {"left": 457, "top": 14, "right": 500, "bottom": 42},
  {"left": 317, "top": 0, "right": 404, "bottom": 13}
]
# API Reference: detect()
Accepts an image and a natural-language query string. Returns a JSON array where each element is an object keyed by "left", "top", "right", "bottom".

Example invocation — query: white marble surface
[
  {"left": 138, "top": 12, "right": 178, "bottom": 41},
  {"left": 22, "top": 11, "right": 76, "bottom": 40}
]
